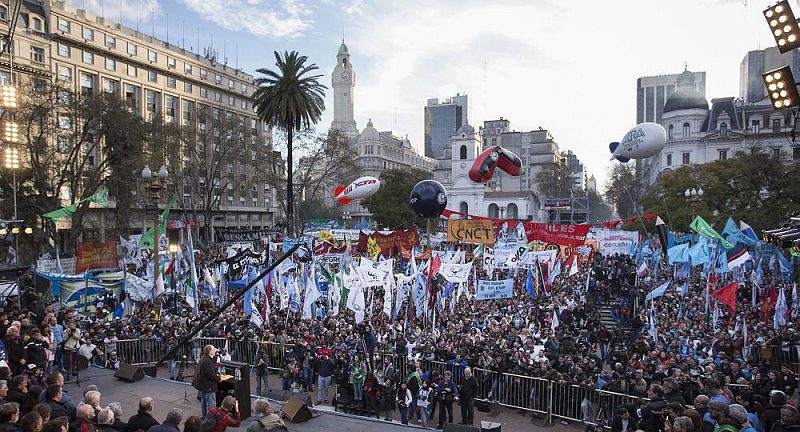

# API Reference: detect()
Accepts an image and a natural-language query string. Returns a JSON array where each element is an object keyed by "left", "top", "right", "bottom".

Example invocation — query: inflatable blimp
[
  {"left": 609, "top": 122, "right": 667, "bottom": 163},
  {"left": 334, "top": 176, "right": 380, "bottom": 204}
]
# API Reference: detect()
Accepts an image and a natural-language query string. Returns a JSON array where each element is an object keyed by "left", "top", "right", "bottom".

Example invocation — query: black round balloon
[{"left": 409, "top": 180, "right": 447, "bottom": 218}]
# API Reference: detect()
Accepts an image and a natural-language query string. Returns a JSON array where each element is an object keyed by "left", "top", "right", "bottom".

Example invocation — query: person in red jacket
[{"left": 206, "top": 396, "right": 240, "bottom": 432}]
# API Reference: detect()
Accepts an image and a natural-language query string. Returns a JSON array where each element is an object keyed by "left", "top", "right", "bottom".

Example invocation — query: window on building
[
  {"left": 184, "top": 64, "right": 193, "bottom": 75},
  {"left": 214, "top": 91, "right": 222, "bottom": 102},
  {"left": 30, "top": 16, "right": 43, "bottom": 31},
  {"left": 57, "top": 65, "right": 72, "bottom": 81},
  {"left": 167, "top": 57, "right": 176, "bottom": 68},
  {"left": 102, "top": 78, "right": 119, "bottom": 94},
  {"left": 167, "top": 77, "right": 176, "bottom": 88},
  {"left": 0, "top": 5, "right": 7, "bottom": 20},
  {"left": 127, "top": 42, "right": 137, "bottom": 56},
  {"left": 752, "top": 120, "right": 760, "bottom": 134},
  {"left": 80, "top": 72, "right": 95, "bottom": 94},
  {"left": 82, "top": 27, "right": 93, "bottom": 40},
  {"left": 57, "top": 43, "right": 69, "bottom": 57},
  {"left": 105, "top": 58, "right": 115, "bottom": 71},
  {"left": 668, "top": 124, "right": 674, "bottom": 140},
  {"left": 240, "top": 100, "right": 247, "bottom": 110},
  {"left": 682, "top": 122, "right": 690, "bottom": 139},
  {"left": 82, "top": 51, "right": 93, "bottom": 64},
  {"left": 214, "top": 74, "right": 221, "bottom": 84},
  {"left": 105, "top": 35, "right": 116, "bottom": 49},
  {"left": 184, "top": 82, "right": 192, "bottom": 93},
  {"left": 491, "top": 138, "right": 497, "bottom": 145},
  {"left": 165, "top": 95, "right": 176, "bottom": 121},
  {"left": 30, "top": 47, "right": 44, "bottom": 63},
  {"left": 147, "top": 50, "right": 157, "bottom": 62},
  {"left": 772, "top": 148, "right": 781, "bottom": 158},
  {"left": 719, "top": 150, "right": 727, "bottom": 161},
  {"left": 507, "top": 203, "right": 519, "bottom": 219},
  {"left": 57, "top": 18, "right": 70, "bottom": 33},
  {"left": 773, "top": 118, "right": 782, "bottom": 133},
  {"left": 666, "top": 154, "right": 672, "bottom": 166},
  {"left": 200, "top": 68, "right": 207, "bottom": 79},
  {"left": 488, "top": 203, "right": 499, "bottom": 218},
  {"left": 241, "top": 83, "right": 247, "bottom": 93},
  {"left": 719, "top": 122, "right": 727, "bottom": 137},
  {"left": 459, "top": 145, "right": 467, "bottom": 159},
  {"left": 228, "top": 79, "right": 235, "bottom": 89},
  {"left": 200, "top": 87, "right": 207, "bottom": 98},
  {"left": 459, "top": 202, "right": 468, "bottom": 217},
  {"left": 682, "top": 152, "right": 690, "bottom": 165}
]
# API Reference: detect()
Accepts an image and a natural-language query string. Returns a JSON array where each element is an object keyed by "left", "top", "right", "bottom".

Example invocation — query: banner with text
[
  {"left": 522, "top": 222, "right": 591, "bottom": 247},
  {"left": 447, "top": 219, "right": 495, "bottom": 245},
  {"left": 476, "top": 278, "right": 515, "bottom": 300},
  {"left": 595, "top": 229, "right": 639, "bottom": 256},
  {"left": 76, "top": 241, "right": 119, "bottom": 273},
  {"left": 214, "top": 227, "right": 281, "bottom": 243},
  {"left": 357, "top": 227, "right": 419, "bottom": 256}
]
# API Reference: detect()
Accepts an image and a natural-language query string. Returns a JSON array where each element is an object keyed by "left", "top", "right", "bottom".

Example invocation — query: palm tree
[{"left": 253, "top": 51, "right": 326, "bottom": 237}]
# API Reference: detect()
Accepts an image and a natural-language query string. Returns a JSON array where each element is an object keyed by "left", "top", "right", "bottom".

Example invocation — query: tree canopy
[{"left": 361, "top": 168, "right": 432, "bottom": 229}]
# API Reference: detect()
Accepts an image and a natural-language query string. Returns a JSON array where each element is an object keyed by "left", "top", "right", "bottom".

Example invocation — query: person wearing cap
[
  {"left": 771, "top": 405, "right": 800, "bottom": 432},
  {"left": 730, "top": 404, "right": 757, "bottom": 432},
  {"left": 709, "top": 400, "right": 741, "bottom": 432}
]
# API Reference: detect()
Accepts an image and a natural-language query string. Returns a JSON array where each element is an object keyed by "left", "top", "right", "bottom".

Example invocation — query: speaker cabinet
[
  {"left": 281, "top": 396, "right": 312, "bottom": 423},
  {"left": 443, "top": 424, "right": 479, "bottom": 432},
  {"left": 114, "top": 364, "right": 145, "bottom": 382},
  {"left": 481, "top": 421, "right": 502, "bottom": 432}
]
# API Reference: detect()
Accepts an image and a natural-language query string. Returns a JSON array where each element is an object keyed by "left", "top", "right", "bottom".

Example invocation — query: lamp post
[
  {"left": 342, "top": 211, "right": 351, "bottom": 229},
  {"left": 684, "top": 187, "right": 704, "bottom": 214},
  {"left": 4, "top": 146, "right": 18, "bottom": 264},
  {"left": 142, "top": 165, "right": 168, "bottom": 285}
]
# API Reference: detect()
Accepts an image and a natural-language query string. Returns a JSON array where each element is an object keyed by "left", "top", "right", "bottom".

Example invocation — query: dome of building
[
  {"left": 338, "top": 40, "right": 349, "bottom": 55},
  {"left": 663, "top": 68, "right": 709, "bottom": 113},
  {"left": 457, "top": 123, "right": 475, "bottom": 136},
  {"left": 360, "top": 119, "right": 379, "bottom": 141}
]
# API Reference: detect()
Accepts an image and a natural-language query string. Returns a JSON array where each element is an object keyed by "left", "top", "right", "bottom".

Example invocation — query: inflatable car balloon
[
  {"left": 609, "top": 122, "right": 666, "bottom": 163},
  {"left": 334, "top": 176, "right": 381, "bottom": 205},
  {"left": 468, "top": 145, "right": 524, "bottom": 183},
  {"left": 409, "top": 180, "right": 448, "bottom": 218}
]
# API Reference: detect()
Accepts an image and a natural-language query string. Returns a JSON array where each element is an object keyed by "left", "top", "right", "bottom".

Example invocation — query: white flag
[
  {"left": 383, "top": 273, "right": 394, "bottom": 319},
  {"left": 346, "top": 282, "right": 366, "bottom": 323},
  {"left": 568, "top": 256, "right": 579, "bottom": 277},
  {"left": 439, "top": 262, "right": 473, "bottom": 283},
  {"left": 302, "top": 266, "right": 322, "bottom": 320},
  {"left": 551, "top": 309, "right": 560, "bottom": 332},
  {"left": 330, "top": 273, "right": 341, "bottom": 317}
]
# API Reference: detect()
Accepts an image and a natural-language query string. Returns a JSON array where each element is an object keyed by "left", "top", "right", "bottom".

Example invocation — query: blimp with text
[
  {"left": 608, "top": 122, "right": 666, "bottom": 162},
  {"left": 334, "top": 176, "right": 381, "bottom": 205}
]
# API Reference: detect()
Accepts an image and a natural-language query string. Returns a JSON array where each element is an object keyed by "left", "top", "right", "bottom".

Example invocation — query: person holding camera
[
  {"left": 417, "top": 380, "right": 433, "bottom": 428},
  {"left": 62, "top": 321, "right": 80, "bottom": 381},
  {"left": 459, "top": 367, "right": 478, "bottom": 426},
  {"left": 396, "top": 382, "right": 412, "bottom": 425},
  {"left": 435, "top": 371, "right": 459, "bottom": 430},
  {"left": 204, "top": 395, "right": 241, "bottom": 432}
]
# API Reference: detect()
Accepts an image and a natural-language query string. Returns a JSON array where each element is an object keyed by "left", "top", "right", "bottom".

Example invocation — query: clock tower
[{"left": 331, "top": 40, "right": 358, "bottom": 138}]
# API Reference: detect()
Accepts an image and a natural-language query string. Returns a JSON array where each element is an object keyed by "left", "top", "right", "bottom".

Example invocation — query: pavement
[{"left": 71, "top": 366, "right": 583, "bottom": 432}]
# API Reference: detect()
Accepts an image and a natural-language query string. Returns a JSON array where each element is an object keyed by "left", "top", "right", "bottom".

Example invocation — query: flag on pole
[
  {"left": 713, "top": 281, "right": 738, "bottom": 313},
  {"left": 525, "top": 266, "right": 536, "bottom": 299},
  {"left": 303, "top": 265, "right": 322, "bottom": 320},
  {"left": 775, "top": 287, "right": 788, "bottom": 329},
  {"left": 690, "top": 215, "right": 734, "bottom": 249},
  {"left": 742, "top": 314, "right": 750, "bottom": 358},
  {"left": 551, "top": 309, "right": 559, "bottom": 332},
  {"left": 548, "top": 260, "right": 562, "bottom": 284},
  {"left": 42, "top": 188, "right": 110, "bottom": 221},
  {"left": 383, "top": 272, "right": 394, "bottom": 319},
  {"left": 739, "top": 220, "right": 758, "bottom": 242},
  {"left": 792, "top": 283, "right": 799, "bottom": 319},
  {"left": 367, "top": 236, "right": 381, "bottom": 258},
  {"left": 567, "top": 255, "right": 579, "bottom": 277},
  {"left": 646, "top": 280, "right": 671, "bottom": 302},
  {"left": 185, "top": 229, "right": 199, "bottom": 312}
]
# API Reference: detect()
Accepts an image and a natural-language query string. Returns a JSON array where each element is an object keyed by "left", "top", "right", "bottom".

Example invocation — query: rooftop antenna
[
  {"left": 166, "top": 13, "right": 169, "bottom": 44},
  {"left": 151, "top": 8, "right": 154, "bottom": 38},
  {"left": 235, "top": 45, "right": 239, "bottom": 69},
  {"left": 118, "top": 0, "right": 122, "bottom": 24},
  {"left": 100, "top": 0, "right": 104, "bottom": 19},
  {"left": 135, "top": 0, "right": 139, "bottom": 31},
  {"left": 181, "top": 20, "right": 185, "bottom": 50}
]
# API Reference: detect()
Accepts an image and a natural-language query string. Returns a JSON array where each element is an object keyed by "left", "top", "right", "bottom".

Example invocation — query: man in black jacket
[
  {"left": 192, "top": 345, "right": 220, "bottom": 418},
  {"left": 459, "top": 367, "right": 478, "bottom": 426},
  {"left": 44, "top": 385, "right": 70, "bottom": 422},
  {"left": 637, "top": 384, "right": 668, "bottom": 432},
  {"left": 126, "top": 398, "right": 157, "bottom": 432},
  {"left": 764, "top": 391, "right": 787, "bottom": 432},
  {"left": 6, "top": 376, "right": 27, "bottom": 406}
]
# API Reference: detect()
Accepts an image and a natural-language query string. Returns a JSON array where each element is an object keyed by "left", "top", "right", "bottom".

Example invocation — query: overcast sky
[{"left": 74, "top": 0, "right": 778, "bottom": 188}]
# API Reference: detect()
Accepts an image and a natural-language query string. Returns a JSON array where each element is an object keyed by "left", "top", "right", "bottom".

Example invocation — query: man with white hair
[
  {"left": 94, "top": 408, "right": 116, "bottom": 432},
  {"left": 193, "top": 345, "right": 220, "bottom": 418},
  {"left": 83, "top": 391, "right": 101, "bottom": 421}
]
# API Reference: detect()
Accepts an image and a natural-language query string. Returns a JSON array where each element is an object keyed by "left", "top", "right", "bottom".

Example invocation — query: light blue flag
[
  {"left": 681, "top": 280, "right": 689, "bottom": 297},
  {"left": 646, "top": 280, "right": 671, "bottom": 302},
  {"left": 776, "top": 250, "right": 793, "bottom": 282},
  {"left": 668, "top": 244, "right": 690, "bottom": 264},
  {"left": 688, "top": 238, "right": 710, "bottom": 266},
  {"left": 716, "top": 242, "right": 730, "bottom": 274},
  {"left": 526, "top": 267, "right": 536, "bottom": 299},
  {"left": 723, "top": 217, "right": 755, "bottom": 248}
]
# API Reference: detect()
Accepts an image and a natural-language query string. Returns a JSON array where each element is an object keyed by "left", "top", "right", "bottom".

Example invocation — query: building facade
[
  {"left": 326, "top": 42, "right": 435, "bottom": 226},
  {"left": 644, "top": 69, "right": 798, "bottom": 183},
  {"left": 637, "top": 69, "right": 706, "bottom": 124},
  {"left": 740, "top": 46, "right": 800, "bottom": 103},
  {"left": 424, "top": 94, "right": 468, "bottom": 159},
  {"left": 561, "top": 149, "right": 586, "bottom": 191},
  {"left": 4, "top": 0, "right": 281, "bottom": 241}
]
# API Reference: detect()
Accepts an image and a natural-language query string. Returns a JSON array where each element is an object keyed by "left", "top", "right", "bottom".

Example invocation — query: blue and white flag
[
  {"left": 303, "top": 265, "right": 322, "bottom": 320},
  {"left": 646, "top": 280, "right": 671, "bottom": 302},
  {"left": 775, "top": 287, "right": 788, "bottom": 329},
  {"left": 739, "top": 220, "right": 759, "bottom": 243},
  {"left": 548, "top": 260, "right": 562, "bottom": 284},
  {"left": 668, "top": 243, "right": 690, "bottom": 264},
  {"left": 723, "top": 217, "right": 755, "bottom": 248}
]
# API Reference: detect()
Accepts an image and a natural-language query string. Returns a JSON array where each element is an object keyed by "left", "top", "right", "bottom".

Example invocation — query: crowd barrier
[{"left": 102, "top": 338, "right": 796, "bottom": 426}]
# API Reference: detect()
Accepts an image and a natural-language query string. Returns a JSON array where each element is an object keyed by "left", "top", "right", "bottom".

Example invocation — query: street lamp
[
  {"left": 684, "top": 187, "right": 704, "bottom": 213},
  {"left": 142, "top": 164, "right": 168, "bottom": 285},
  {"left": 342, "top": 211, "right": 351, "bottom": 229},
  {"left": 4, "top": 146, "right": 19, "bottom": 264}
]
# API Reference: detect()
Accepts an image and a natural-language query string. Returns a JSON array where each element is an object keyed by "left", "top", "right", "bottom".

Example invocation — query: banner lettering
[
  {"left": 476, "top": 279, "right": 514, "bottom": 300},
  {"left": 447, "top": 219, "right": 495, "bottom": 245},
  {"left": 522, "top": 222, "right": 591, "bottom": 247},
  {"left": 76, "top": 241, "right": 119, "bottom": 273}
]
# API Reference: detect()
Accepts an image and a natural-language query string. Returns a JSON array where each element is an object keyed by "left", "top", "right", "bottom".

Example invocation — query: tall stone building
[
  {"left": 637, "top": 68, "right": 706, "bottom": 124},
  {"left": 2, "top": 0, "right": 282, "bottom": 241}
]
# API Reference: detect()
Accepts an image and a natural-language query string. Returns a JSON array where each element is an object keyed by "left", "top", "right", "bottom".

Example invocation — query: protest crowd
[{"left": 1, "top": 216, "right": 799, "bottom": 432}]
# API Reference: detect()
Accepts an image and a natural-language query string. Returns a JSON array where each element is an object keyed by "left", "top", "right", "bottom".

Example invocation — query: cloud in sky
[
  {"left": 180, "top": 0, "right": 313, "bottom": 38},
  {"left": 79, "top": 0, "right": 162, "bottom": 26}
]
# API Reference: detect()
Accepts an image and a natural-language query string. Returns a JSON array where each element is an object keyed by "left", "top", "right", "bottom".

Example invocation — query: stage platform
[{"left": 72, "top": 367, "right": 573, "bottom": 431}]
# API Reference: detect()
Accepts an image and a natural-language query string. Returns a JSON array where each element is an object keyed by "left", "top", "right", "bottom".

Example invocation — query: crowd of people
[{"left": 1, "top": 234, "right": 798, "bottom": 431}]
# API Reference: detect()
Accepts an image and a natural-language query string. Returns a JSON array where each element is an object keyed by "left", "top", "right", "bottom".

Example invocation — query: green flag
[
  {"left": 689, "top": 215, "right": 734, "bottom": 249},
  {"left": 140, "top": 195, "right": 177, "bottom": 248},
  {"left": 42, "top": 188, "right": 109, "bottom": 221}
]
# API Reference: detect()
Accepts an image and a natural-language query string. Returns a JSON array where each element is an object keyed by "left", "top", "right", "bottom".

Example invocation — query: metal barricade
[{"left": 113, "top": 338, "right": 163, "bottom": 365}]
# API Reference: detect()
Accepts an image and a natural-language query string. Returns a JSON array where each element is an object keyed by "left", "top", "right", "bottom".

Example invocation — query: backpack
[{"left": 201, "top": 411, "right": 223, "bottom": 432}]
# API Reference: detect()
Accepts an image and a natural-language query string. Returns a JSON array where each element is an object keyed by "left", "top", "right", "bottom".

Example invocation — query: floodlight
[
  {"left": 765, "top": 1, "right": 800, "bottom": 53},
  {"left": 763, "top": 65, "right": 800, "bottom": 110}
]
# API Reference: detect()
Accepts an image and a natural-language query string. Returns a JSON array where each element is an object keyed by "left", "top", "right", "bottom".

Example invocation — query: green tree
[
  {"left": 604, "top": 163, "right": 644, "bottom": 219},
  {"left": 361, "top": 168, "right": 431, "bottom": 229},
  {"left": 253, "top": 51, "right": 326, "bottom": 237},
  {"left": 640, "top": 151, "right": 800, "bottom": 232},
  {"left": 586, "top": 189, "right": 615, "bottom": 224}
]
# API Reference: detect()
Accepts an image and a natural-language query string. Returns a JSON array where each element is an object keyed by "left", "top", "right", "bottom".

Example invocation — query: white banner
[
  {"left": 482, "top": 247, "right": 495, "bottom": 274},
  {"left": 439, "top": 262, "right": 473, "bottom": 283},
  {"left": 504, "top": 246, "right": 529, "bottom": 268},
  {"left": 358, "top": 258, "right": 388, "bottom": 287},
  {"left": 475, "top": 279, "right": 515, "bottom": 300},
  {"left": 596, "top": 229, "right": 639, "bottom": 256}
]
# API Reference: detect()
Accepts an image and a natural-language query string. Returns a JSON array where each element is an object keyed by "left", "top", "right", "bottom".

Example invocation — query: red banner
[
  {"left": 76, "top": 240, "right": 119, "bottom": 273},
  {"left": 522, "top": 222, "right": 592, "bottom": 247},
  {"left": 357, "top": 227, "right": 419, "bottom": 256},
  {"left": 313, "top": 241, "right": 347, "bottom": 255}
]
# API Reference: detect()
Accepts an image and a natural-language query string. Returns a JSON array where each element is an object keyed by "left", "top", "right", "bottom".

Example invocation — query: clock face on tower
[{"left": 340, "top": 70, "right": 351, "bottom": 81}]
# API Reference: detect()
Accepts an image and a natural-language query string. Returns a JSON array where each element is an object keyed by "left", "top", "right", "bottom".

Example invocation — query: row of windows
[
  {"left": 55, "top": 63, "right": 251, "bottom": 110},
  {"left": 667, "top": 119, "right": 785, "bottom": 140},
  {"left": 665, "top": 147, "right": 789, "bottom": 166},
  {"left": 55, "top": 16, "right": 250, "bottom": 94}
]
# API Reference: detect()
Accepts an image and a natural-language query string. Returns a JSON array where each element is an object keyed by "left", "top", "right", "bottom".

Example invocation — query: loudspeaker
[
  {"left": 474, "top": 399, "right": 491, "bottom": 413},
  {"left": 114, "top": 364, "right": 145, "bottom": 382},
  {"left": 443, "top": 424, "right": 478, "bottom": 432},
  {"left": 290, "top": 392, "right": 313, "bottom": 407},
  {"left": 264, "top": 390, "right": 289, "bottom": 401},
  {"left": 140, "top": 364, "right": 157, "bottom": 377},
  {"left": 480, "top": 421, "right": 502, "bottom": 432},
  {"left": 281, "top": 396, "right": 312, "bottom": 423}
]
